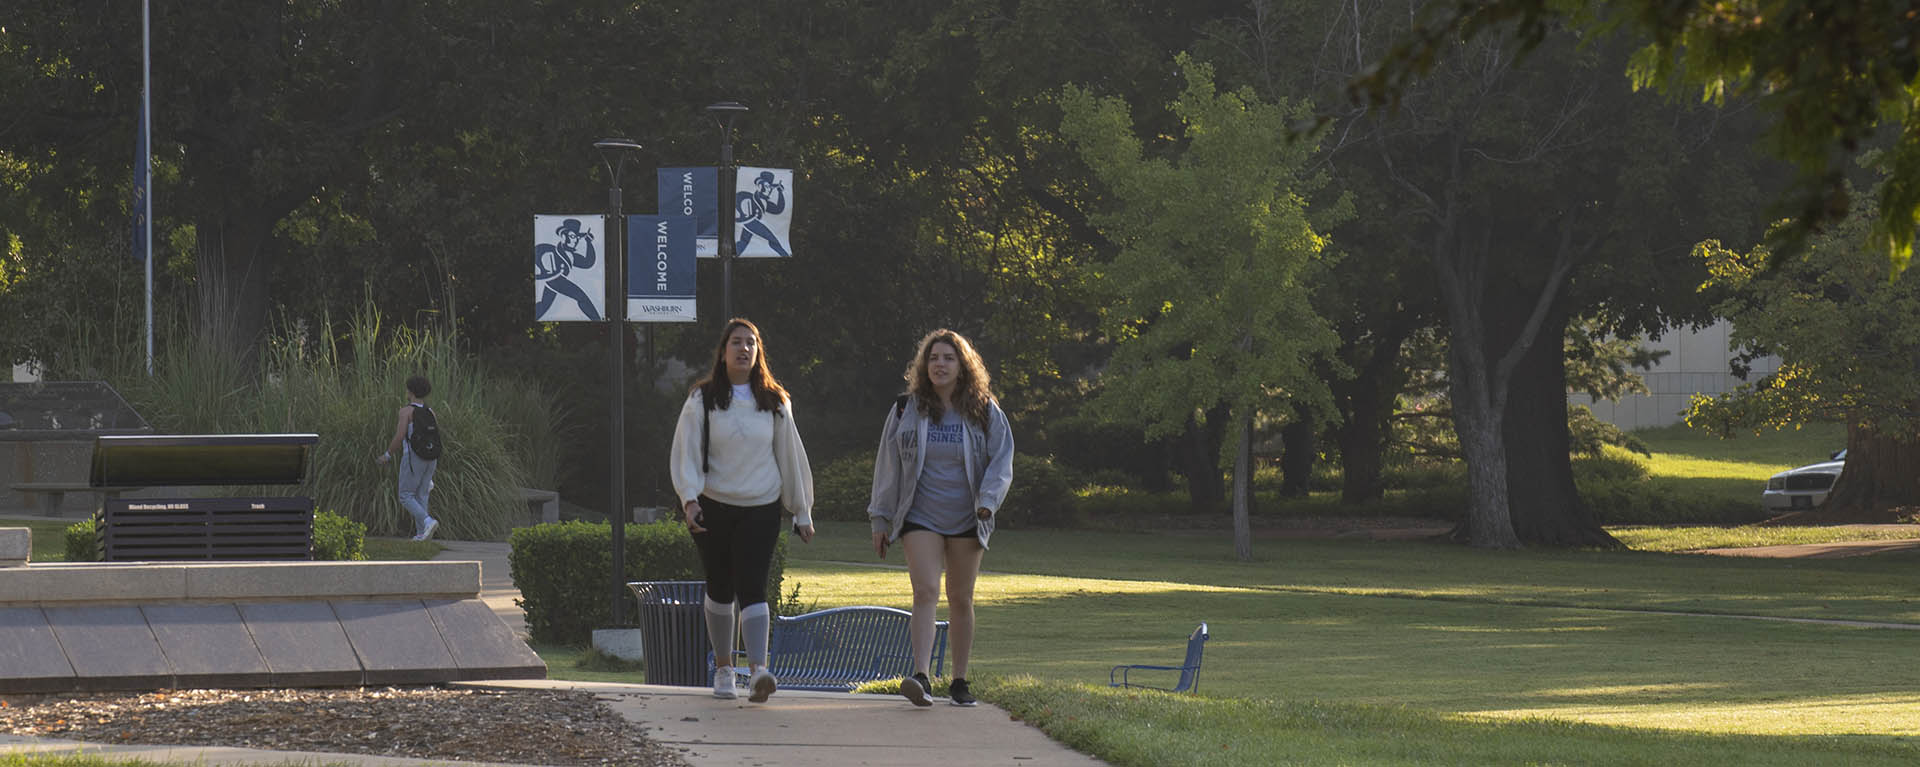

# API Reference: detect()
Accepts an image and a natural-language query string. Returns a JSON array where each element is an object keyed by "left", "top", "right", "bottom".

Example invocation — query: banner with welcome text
[
  {"left": 658, "top": 167, "right": 718, "bottom": 259},
  {"left": 627, "top": 215, "right": 696, "bottom": 322}
]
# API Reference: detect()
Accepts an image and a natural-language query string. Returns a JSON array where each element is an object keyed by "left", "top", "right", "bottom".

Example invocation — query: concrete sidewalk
[
  {"left": 423, "top": 541, "right": 1106, "bottom": 764},
  {"left": 464, "top": 679, "right": 1108, "bottom": 767}
]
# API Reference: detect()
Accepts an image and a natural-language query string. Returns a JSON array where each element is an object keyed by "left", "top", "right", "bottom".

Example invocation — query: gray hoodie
[{"left": 866, "top": 394, "right": 1015, "bottom": 549}]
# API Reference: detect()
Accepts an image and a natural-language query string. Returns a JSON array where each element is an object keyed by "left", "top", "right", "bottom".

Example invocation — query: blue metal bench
[
  {"left": 710, "top": 605, "right": 948, "bottom": 691},
  {"left": 1110, "top": 622, "right": 1208, "bottom": 693}
]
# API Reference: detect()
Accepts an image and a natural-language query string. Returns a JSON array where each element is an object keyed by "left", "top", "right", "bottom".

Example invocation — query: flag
[{"left": 131, "top": 100, "right": 149, "bottom": 262}]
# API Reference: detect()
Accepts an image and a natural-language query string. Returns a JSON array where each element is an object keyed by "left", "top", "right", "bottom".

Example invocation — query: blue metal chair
[{"left": 1109, "top": 622, "right": 1208, "bottom": 693}]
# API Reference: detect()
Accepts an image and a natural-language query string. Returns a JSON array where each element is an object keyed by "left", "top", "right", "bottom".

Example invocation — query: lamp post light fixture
[
  {"left": 594, "top": 137, "right": 642, "bottom": 626},
  {"left": 706, "top": 101, "right": 748, "bottom": 323}
]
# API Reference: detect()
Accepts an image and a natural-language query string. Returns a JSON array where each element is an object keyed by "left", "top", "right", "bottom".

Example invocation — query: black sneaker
[
  {"left": 902, "top": 672, "right": 932, "bottom": 707},
  {"left": 948, "top": 677, "right": 977, "bottom": 707}
]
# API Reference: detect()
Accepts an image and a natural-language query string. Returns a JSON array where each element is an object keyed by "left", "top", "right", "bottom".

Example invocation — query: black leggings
[{"left": 689, "top": 496, "right": 781, "bottom": 606}]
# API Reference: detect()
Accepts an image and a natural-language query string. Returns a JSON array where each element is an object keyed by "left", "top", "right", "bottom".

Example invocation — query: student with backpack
[
  {"left": 670, "top": 318, "right": 816, "bottom": 703},
  {"left": 376, "top": 375, "right": 442, "bottom": 541},
  {"left": 867, "top": 329, "right": 1015, "bottom": 708}
]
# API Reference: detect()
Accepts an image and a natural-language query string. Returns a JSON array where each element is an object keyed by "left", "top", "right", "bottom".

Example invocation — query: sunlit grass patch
[
  {"left": 1612, "top": 525, "right": 1920, "bottom": 552},
  {"left": 981, "top": 676, "right": 1920, "bottom": 767}
]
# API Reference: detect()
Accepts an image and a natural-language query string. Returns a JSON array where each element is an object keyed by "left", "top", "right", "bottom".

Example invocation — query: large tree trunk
[
  {"left": 1180, "top": 405, "right": 1229, "bottom": 514},
  {"left": 1230, "top": 407, "right": 1254, "bottom": 561},
  {"left": 1448, "top": 352, "right": 1522, "bottom": 548},
  {"left": 1812, "top": 422, "right": 1920, "bottom": 521},
  {"left": 1502, "top": 308, "right": 1621, "bottom": 547},
  {"left": 1333, "top": 322, "right": 1414, "bottom": 505},
  {"left": 1433, "top": 213, "right": 1581, "bottom": 549},
  {"left": 1278, "top": 405, "right": 1315, "bottom": 497}
]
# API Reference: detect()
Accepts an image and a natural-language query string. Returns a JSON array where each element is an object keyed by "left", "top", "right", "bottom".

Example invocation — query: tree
[
  {"left": 1689, "top": 169, "right": 1920, "bottom": 519},
  {"left": 1351, "top": 0, "right": 1920, "bottom": 268},
  {"left": 1060, "top": 54, "right": 1350, "bottom": 560}
]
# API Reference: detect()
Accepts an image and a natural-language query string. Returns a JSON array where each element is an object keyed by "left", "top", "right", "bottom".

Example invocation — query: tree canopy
[
  {"left": 1351, "top": 0, "right": 1920, "bottom": 267},
  {"left": 1060, "top": 54, "right": 1349, "bottom": 559}
]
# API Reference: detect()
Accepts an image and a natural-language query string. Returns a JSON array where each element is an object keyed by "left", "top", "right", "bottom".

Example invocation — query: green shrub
[
  {"left": 1383, "top": 459, "right": 1466, "bottom": 491},
  {"left": 116, "top": 301, "right": 555, "bottom": 542},
  {"left": 1569, "top": 404, "right": 1652, "bottom": 457},
  {"left": 1581, "top": 477, "right": 1765, "bottom": 525},
  {"left": 508, "top": 520, "right": 787, "bottom": 646},
  {"left": 63, "top": 519, "right": 99, "bottom": 562},
  {"left": 1574, "top": 446, "right": 1763, "bottom": 524},
  {"left": 312, "top": 509, "right": 368, "bottom": 561},
  {"left": 996, "top": 453, "right": 1076, "bottom": 528},
  {"left": 811, "top": 452, "right": 874, "bottom": 522},
  {"left": 817, "top": 451, "right": 1078, "bottom": 528},
  {"left": 1572, "top": 446, "right": 1651, "bottom": 484}
]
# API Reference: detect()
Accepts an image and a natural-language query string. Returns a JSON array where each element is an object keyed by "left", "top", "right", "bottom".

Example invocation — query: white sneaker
[
  {"left": 747, "top": 669, "right": 777, "bottom": 703},
  {"left": 713, "top": 668, "right": 739, "bottom": 699},
  {"left": 419, "top": 518, "right": 439, "bottom": 541}
]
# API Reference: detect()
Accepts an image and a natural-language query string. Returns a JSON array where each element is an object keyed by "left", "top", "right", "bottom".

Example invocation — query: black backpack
[{"left": 408, "top": 404, "right": 444, "bottom": 460}]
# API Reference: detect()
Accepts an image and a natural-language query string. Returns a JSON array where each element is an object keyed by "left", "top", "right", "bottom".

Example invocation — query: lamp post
[
  {"left": 706, "top": 101, "right": 748, "bottom": 322},
  {"left": 594, "top": 137, "right": 642, "bottom": 626}
]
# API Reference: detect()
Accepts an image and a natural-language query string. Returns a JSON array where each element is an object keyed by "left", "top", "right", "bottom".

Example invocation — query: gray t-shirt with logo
[{"left": 905, "top": 410, "right": 973, "bottom": 534}]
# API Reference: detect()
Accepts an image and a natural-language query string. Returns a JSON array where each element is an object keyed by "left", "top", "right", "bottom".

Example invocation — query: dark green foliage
[
  {"left": 63, "top": 519, "right": 98, "bottom": 563},
  {"left": 815, "top": 448, "right": 1078, "bottom": 529},
  {"left": 312, "top": 510, "right": 367, "bottom": 561},
  {"left": 508, "top": 520, "right": 786, "bottom": 646},
  {"left": 810, "top": 453, "right": 875, "bottom": 523},
  {"left": 995, "top": 454, "right": 1076, "bottom": 529},
  {"left": 1040, "top": 413, "right": 1173, "bottom": 492},
  {"left": 1568, "top": 406, "right": 1652, "bottom": 457}
]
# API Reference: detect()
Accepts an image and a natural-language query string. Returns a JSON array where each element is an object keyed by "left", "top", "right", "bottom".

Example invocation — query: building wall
[{"left": 1569, "top": 319, "right": 1779, "bottom": 430}]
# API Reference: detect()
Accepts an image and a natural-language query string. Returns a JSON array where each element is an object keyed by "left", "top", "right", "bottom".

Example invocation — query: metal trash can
[{"left": 626, "top": 580, "right": 711, "bottom": 686}]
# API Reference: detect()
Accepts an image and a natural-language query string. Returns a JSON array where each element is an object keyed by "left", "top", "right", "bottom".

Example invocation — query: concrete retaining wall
[{"left": 0, "top": 542, "right": 545, "bottom": 693}]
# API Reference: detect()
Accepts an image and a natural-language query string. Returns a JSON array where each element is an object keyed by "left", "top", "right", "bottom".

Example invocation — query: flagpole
[{"left": 141, "top": 0, "right": 153, "bottom": 376}]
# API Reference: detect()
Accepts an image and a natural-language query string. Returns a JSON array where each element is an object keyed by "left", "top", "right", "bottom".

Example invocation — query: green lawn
[
  {"left": 756, "top": 521, "right": 1920, "bottom": 765},
  {"left": 1634, "top": 421, "right": 1847, "bottom": 469}
]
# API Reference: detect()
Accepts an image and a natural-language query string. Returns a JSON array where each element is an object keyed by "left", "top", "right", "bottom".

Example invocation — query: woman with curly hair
[
  {"left": 867, "top": 329, "right": 1014, "bottom": 707},
  {"left": 670, "top": 318, "right": 815, "bottom": 703}
]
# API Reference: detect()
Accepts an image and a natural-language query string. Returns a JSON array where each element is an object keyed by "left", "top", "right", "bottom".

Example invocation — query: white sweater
[{"left": 669, "top": 389, "right": 814, "bottom": 526}]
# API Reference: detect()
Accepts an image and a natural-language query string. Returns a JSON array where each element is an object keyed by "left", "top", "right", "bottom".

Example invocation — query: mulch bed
[{"left": 0, "top": 686, "right": 689, "bottom": 766}]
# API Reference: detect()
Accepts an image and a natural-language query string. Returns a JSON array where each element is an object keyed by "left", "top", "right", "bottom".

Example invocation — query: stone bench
[{"left": 519, "top": 487, "right": 559, "bottom": 525}]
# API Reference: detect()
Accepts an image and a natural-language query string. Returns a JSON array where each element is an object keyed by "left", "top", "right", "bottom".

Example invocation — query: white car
[{"left": 1761, "top": 449, "right": 1846, "bottom": 511}]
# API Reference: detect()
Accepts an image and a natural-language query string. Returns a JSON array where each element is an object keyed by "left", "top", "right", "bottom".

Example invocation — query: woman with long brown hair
[
  {"left": 670, "top": 318, "right": 815, "bottom": 703},
  {"left": 867, "top": 329, "right": 1014, "bottom": 707}
]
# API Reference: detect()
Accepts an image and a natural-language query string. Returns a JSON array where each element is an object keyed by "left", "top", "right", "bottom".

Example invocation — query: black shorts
[{"left": 900, "top": 520, "right": 978, "bottom": 540}]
